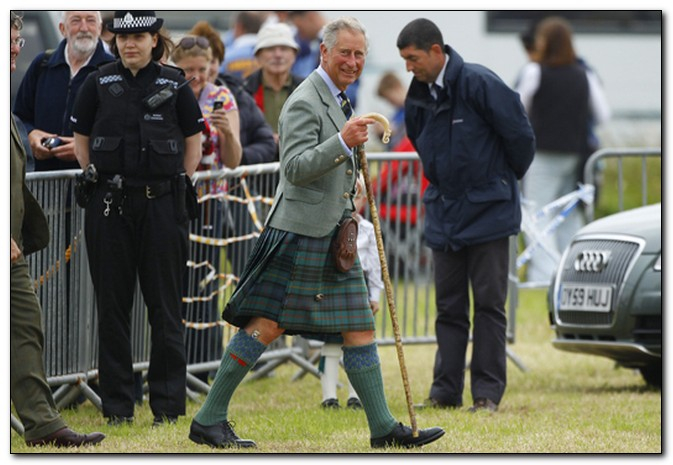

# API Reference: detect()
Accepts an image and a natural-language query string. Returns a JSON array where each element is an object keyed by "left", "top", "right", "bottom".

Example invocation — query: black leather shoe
[
  {"left": 371, "top": 422, "right": 445, "bottom": 448},
  {"left": 189, "top": 419, "right": 257, "bottom": 448},
  {"left": 468, "top": 398, "right": 498, "bottom": 413},
  {"left": 26, "top": 427, "right": 106, "bottom": 447},
  {"left": 152, "top": 415, "right": 178, "bottom": 427},
  {"left": 415, "top": 397, "right": 462, "bottom": 410},
  {"left": 321, "top": 398, "right": 340, "bottom": 409},
  {"left": 346, "top": 397, "right": 363, "bottom": 410}
]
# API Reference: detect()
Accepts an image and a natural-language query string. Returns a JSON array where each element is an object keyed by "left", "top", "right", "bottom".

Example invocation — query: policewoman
[{"left": 71, "top": 11, "right": 204, "bottom": 426}]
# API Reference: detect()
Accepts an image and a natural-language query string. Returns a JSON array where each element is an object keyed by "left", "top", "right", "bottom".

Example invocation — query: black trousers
[
  {"left": 429, "top": 237, "right": 509, "bottom": 406},
  {"left": 85, "top": 185, "right": 188, "bottom": 418}
]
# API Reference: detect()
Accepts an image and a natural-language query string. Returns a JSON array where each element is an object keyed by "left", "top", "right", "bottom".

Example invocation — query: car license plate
[{"left": 559, "top": 284, "right": 613, "bottom": 312}]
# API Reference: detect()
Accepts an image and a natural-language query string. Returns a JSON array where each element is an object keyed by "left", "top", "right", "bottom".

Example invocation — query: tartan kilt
[{"left": 223, "top": 226, "right": 375, "bottom": 337}]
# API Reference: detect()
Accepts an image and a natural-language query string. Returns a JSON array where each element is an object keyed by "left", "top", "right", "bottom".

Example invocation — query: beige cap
[{"left": 254, "top": 23, "right": 299, "bottom": 55}]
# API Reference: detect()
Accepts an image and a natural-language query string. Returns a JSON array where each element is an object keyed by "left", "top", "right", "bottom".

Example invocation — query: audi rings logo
[{"left": 574, "top": 250, "right": 611, "bottom": 272}]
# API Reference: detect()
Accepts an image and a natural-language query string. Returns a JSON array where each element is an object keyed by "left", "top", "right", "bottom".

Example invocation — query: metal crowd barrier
[
  {"left": 583, "top": 147, "right": 662, "bottom": 222},
  {"left": 19, "top": 151, "right": 537, "bottom": 421},
  {"left": 20, "top": 169, "right": 101, "bottom": 410}
]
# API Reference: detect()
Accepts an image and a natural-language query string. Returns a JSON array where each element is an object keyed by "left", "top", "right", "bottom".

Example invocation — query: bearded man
[{"left": 14, "top": 10, "right": 113, "bottom": 171}]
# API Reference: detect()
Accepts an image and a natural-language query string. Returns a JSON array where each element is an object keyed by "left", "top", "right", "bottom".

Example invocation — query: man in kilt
[{"left": 188, "top": 16, "right": 445, "bottom": 450}]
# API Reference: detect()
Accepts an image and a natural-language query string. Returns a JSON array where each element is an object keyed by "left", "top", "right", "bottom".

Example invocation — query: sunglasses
[{"left": 178, "top": 36, "right": 210, "bottom": 50}]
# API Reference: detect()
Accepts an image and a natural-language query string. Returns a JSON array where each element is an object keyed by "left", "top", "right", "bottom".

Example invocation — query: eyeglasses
[
  {"left": 177, "top": 36, "right": 210, "bottom": 50},
  {"left": 11, "top": 37, "right": 26, "bottom": 49}
]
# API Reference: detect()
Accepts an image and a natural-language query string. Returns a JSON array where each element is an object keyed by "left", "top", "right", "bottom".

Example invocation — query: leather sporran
[{"left": 332, "top": 217, "right": 358, "bottom": 273}]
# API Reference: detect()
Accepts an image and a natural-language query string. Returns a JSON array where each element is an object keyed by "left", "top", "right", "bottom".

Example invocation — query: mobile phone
[{"left": 213, "top": 101, "right": 223, "bottom": 111}]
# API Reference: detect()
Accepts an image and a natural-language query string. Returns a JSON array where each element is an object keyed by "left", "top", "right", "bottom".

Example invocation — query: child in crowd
[{"left": 319, "top": 174, "right": 384, "bottom": 409}]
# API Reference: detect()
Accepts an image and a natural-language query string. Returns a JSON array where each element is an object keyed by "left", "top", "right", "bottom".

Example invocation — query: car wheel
[{"left": 639, "top": 364, "right": 662, "bottom": 389}]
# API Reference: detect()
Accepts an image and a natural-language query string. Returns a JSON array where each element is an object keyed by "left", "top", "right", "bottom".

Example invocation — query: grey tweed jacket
[{"left": 266, "top": 71, "right": 358, "bottom": 238}]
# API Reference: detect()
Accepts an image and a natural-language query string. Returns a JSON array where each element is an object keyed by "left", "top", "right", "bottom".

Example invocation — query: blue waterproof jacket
[{"left": 405, "top": 46, "right": 535, "bottom": 251}]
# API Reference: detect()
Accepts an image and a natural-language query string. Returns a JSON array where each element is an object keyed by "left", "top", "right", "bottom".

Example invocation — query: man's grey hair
[
  {"left": 60, "top": 11, "right": 102, "bottom": 24},
  {"left": 11, "top": 11, "right": 23, "bottom": 30},
  {"left": 322, "top": 16, "right": 369, "bottom": 55}
]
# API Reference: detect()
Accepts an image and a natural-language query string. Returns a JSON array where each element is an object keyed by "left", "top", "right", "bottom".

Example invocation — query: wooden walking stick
[{"left": 357, "top": 112, "right": 418, "bottom": 437}]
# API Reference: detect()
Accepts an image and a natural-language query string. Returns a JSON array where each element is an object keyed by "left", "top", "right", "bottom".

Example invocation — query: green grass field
[{"left": 11, "top": 289, "right": 661, "bottom": 454}]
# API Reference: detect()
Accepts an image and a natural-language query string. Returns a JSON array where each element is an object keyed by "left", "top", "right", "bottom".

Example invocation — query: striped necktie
[{"left": 339, "top": 92, "right": 353, "bottom": 119}]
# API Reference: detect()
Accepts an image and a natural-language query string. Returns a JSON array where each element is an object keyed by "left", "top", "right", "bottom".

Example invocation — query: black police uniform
[{"left": 71, "top": 60, "right": 204, "bottom": 420}]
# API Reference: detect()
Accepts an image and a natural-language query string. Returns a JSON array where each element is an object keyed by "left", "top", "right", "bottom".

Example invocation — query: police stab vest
[{"left": 89, "top": 62, "right": 185, "bottom": 179}]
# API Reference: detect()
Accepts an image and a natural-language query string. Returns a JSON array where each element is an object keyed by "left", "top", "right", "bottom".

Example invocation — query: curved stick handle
[
  {"left": 355, "top": 112, "right": 418, "bottom": 437},
  {"left": 360, "top": 112, "right": 392, "bottom": 144}
]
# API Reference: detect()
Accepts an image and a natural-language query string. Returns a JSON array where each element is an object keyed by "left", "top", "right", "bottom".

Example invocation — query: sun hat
[
  {"left": 107, "top": 11, "right": 164, "bottom": 34},
  {"left": 253, "top": 23, "right": 299, "bottom": 55}
]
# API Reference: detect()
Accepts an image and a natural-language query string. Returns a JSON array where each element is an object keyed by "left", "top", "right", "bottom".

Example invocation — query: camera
[
  {"left": 213, "top": 101, "right": 223, "bottom": 111},
  {"left": 41, "top": 137, "right": 62, "bottom": 149}
]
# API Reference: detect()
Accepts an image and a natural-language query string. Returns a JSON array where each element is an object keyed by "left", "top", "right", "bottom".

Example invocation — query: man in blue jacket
[
  {"left": 397, "top": 18, "right": 535, "bottom": 413},
  {"left": 13, "top": 10, "right": 113, "bottom": 172}
]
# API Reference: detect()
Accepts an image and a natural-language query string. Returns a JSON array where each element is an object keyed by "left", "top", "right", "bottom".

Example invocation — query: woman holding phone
[{"left": 171, "top": 34, "right": 241, "bottom": 171}]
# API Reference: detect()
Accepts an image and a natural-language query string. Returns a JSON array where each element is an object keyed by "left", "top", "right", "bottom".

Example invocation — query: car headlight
[{"left": 654, "top": 254, "right": 661, "bottom": 271}]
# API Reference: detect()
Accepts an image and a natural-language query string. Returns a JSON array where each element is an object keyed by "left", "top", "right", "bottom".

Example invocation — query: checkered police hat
[{"left": 107, "top": 10, "right": 164, "bottom": 34}]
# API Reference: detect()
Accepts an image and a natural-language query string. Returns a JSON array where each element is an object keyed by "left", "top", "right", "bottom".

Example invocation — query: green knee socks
[
  {"left": 194, "top": 330, "right": 267, "bottom": 425},
  {"left": 195, "top": 335, "right": 397, "bottom": 438},
  {"left": 343, "top": 343, "right": 398, "bottom": 438}
]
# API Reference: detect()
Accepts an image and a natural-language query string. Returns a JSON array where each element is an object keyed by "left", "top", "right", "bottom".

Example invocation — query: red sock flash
[{"left": 229, "top": 353, "right": 247, "bottom": 367}]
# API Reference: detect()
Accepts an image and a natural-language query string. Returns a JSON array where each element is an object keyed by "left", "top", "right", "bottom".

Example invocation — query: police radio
[{"left": 143, "top": 76, "right": 195, "bottom": 111}]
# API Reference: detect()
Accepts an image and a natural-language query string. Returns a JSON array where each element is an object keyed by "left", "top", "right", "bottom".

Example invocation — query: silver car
[{"left": 548, "top": 203, "right": 662, "bottom": 387}]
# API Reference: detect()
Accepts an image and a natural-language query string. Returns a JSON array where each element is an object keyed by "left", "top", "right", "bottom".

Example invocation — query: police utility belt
[
  {"left": 76, "top": 163, "right": 174, "bottom": 199},
  {"left": 75, "top": 162, "right": 172, "bottom": 205},
  {"left": 113, "top": 175, "right": 174, "bottom": 199},
  {"left": 75, "top": 164, "right": 198, "bottom": 220}
]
